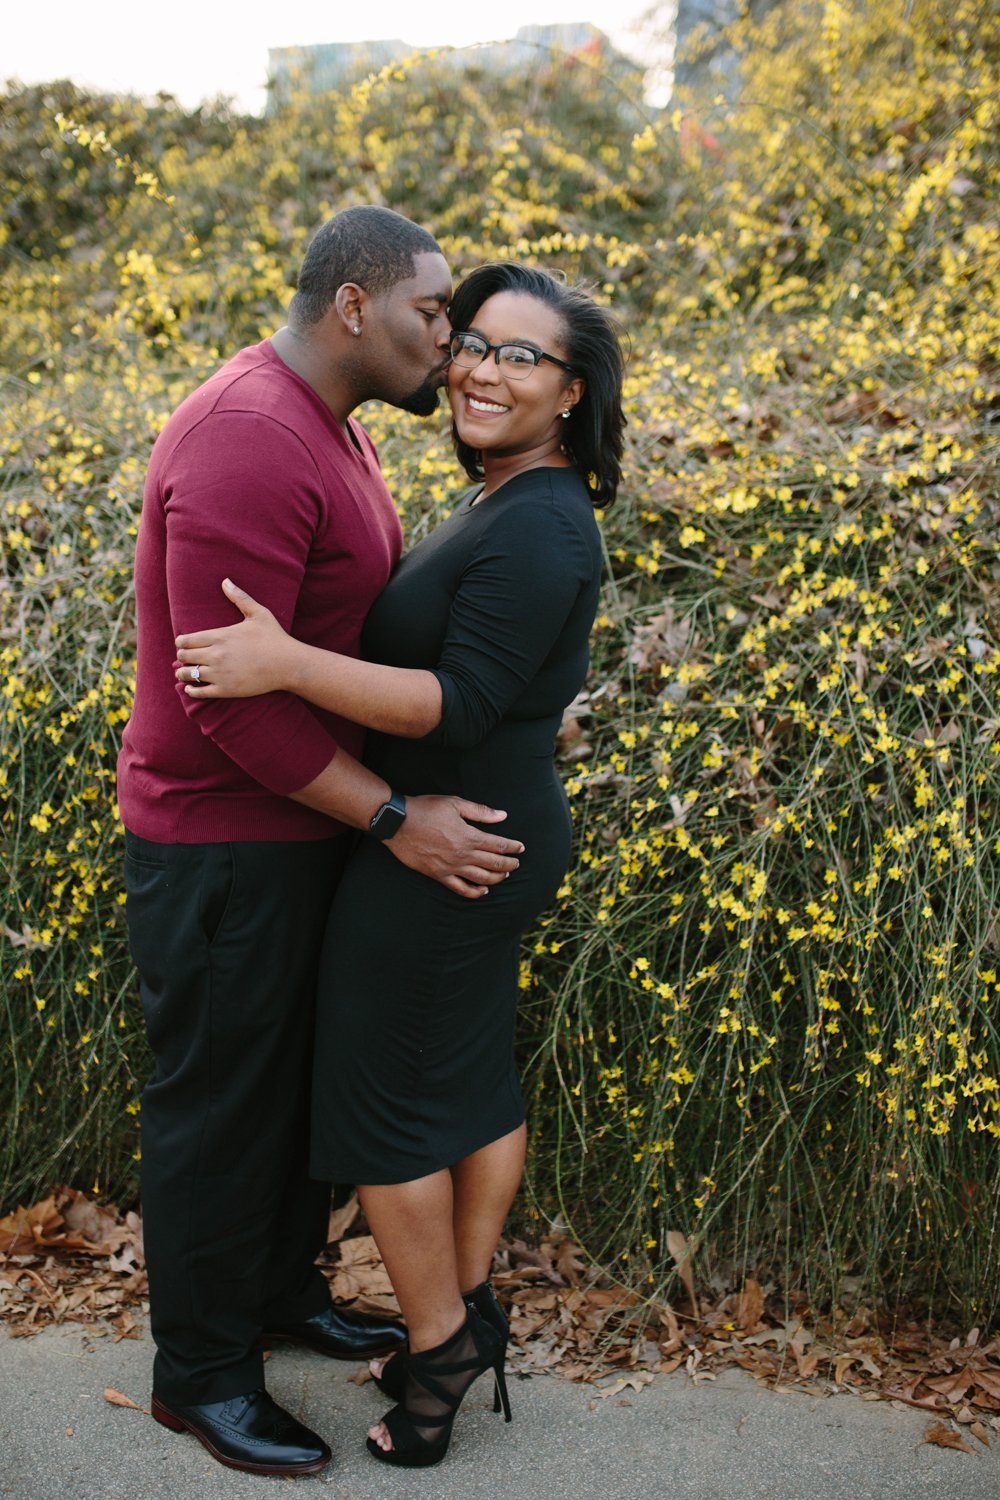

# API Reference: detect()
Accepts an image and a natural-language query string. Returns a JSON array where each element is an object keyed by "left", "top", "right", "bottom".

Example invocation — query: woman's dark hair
[{"left": 448, "top": 262, "right": 627, "bottom": 508}]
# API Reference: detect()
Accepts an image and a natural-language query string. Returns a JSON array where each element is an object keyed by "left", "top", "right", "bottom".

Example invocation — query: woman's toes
[{"left": 367, "top": 1421, "right": 392, "bottom": 1451}]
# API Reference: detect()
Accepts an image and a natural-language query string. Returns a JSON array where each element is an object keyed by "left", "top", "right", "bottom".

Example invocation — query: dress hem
[{"left": 308, "top": 1107, "right": 526, "bottom": 1187}]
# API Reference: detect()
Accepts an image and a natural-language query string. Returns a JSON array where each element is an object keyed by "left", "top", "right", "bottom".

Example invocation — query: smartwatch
[{"left": 369, "top": 789, "right": 407, "bottom": 841}]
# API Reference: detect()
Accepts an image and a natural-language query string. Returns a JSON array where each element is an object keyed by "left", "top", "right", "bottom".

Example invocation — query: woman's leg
[
  {"left": 451, "top": 1123, "right": 526, "bottom": 1293},
  {"left": 359, "top": 1124, "right": 525, "bottom": 1452},
  {"left": 359, "top": 1172, "right": 465, "bottom": 1355},
  {"left": 359, "top": 1172, "right": 465, "bottom": 1453}
]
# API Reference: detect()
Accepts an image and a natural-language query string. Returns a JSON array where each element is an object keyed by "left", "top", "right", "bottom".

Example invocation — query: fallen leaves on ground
[
  {"left": 0, "top": 1187, "right": 145, "bottom": 1341},
  {"left": 2, "top": 1187, "right": 998, "bottom": 1453}
]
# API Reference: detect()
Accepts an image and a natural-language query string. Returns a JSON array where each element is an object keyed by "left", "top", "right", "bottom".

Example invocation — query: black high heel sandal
[
  {"left": 366, "top": 1308, "right": 511, "bottom": 1469},
  {"left": 370, "top": 1279, "right": 510, "bottom": 1403}
]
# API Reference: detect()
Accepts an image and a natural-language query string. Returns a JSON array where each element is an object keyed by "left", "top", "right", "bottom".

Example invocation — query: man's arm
[
  {"left": 163, "top": 414, "right": 347, "bottom": 794},
  {"left": 290, "top": 749, "right": 523, "bottom": 899},
  {"left": 163, "top": 416, "right": 520, "bottom": 893}
]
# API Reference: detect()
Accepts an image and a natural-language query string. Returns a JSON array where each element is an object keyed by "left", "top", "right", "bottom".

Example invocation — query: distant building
[
  {"left": 267, "top": 24, "right": 637, "bottom": 107},
  {"left": 673, "top": 0, "right": 779, "bottom": 97}
]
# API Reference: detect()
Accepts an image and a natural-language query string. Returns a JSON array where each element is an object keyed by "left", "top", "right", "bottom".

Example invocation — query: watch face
[{"left": 370, "top": 794, "right": 406, "bottom": 840}]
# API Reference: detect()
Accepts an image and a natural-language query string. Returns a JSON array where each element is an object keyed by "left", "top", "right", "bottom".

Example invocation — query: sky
[{"left": 6, "top": 2, "right": 674, "bottom": 115}]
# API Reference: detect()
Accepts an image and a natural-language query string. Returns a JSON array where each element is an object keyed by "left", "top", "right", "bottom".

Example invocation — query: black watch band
[{"left": 369, "top": 789, "right": 407, "bottom": 841}]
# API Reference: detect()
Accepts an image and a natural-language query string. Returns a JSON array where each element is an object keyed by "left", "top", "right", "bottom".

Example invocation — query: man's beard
[{"left": 396, "top": 376, "right": 443, "bottom": 417}]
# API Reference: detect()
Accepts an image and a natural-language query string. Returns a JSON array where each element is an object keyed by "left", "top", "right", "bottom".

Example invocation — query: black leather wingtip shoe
[
  {"left": 151, "top": 1389, "right": 331, "bottom": 1476},
  {"left": 264, "top": 1302, "right": 407, "bottom": 1360}
]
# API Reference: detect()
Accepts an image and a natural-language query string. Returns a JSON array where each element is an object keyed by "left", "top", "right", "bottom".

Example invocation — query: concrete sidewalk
[{"left": 2, "top": 1318, "right": 997, "bottom": 1500}]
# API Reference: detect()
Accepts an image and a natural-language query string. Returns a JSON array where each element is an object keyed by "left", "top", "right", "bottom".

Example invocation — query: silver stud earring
[
  {"left": 562, "top": 410, "right": 571, "bottom": 419},
  {"left": 352, "top": 324, "right": 362, "bottom": 336}
]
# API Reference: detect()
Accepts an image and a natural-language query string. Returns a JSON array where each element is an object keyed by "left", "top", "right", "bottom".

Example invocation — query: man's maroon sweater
[{"left": 117, "top": 340, "right": 403, "bottom": 843}]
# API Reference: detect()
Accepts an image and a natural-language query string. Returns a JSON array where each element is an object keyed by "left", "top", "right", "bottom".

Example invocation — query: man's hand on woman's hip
[{"left": 387, "top": 796, "right": 522, "bottom": 899}]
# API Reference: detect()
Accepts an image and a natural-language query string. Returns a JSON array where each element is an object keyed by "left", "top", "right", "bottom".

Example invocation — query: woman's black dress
[{"left": 310, "top": 467, "right": 602, "bottom": 1184}]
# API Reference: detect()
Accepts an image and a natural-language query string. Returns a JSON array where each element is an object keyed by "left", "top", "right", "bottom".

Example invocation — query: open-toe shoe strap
[
  {"left": 407, "top": 1351, "right": 492, "bottom": 1405},
  {"left": 381, "top": 1401, "right": 447, "bottom": 1446}
]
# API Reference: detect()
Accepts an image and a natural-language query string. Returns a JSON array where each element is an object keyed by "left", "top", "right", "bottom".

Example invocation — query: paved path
[{"left": 2, "top": 1319, "right": 998, "bottom": 1500}]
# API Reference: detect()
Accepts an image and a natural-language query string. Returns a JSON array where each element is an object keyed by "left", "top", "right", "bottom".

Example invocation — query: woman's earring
[
  {"left": 352, "top": 325, "right": 362, "bottom": 336},
  {"left": 561, "top": 410, "right": 571, "bottom": 419}
]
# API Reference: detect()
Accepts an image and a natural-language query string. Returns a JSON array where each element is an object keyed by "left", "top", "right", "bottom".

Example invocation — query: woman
[{"left": 175, "top": 262, "right": 626, "bottom": 1467}]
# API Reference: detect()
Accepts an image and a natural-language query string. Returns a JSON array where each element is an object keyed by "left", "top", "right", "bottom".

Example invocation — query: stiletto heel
[
  {"left": 493, "top": 1359, "right": 512, "bottom": 1423},
  {"left": 366, "top": 1309, "right": 509, "bottom": 1468},
  {"left": 464, "top": 1281, "right": 510, "bottom": 1415}
]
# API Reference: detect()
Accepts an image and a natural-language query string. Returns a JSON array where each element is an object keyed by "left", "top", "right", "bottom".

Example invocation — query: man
[{"left": 117, "top": 207, "right": 523, "bottom": 1477}]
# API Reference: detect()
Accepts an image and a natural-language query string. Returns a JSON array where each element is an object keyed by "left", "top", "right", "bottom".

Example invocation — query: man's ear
[{"left": 334, "top": 282, "right": 368, "bottom": 334}]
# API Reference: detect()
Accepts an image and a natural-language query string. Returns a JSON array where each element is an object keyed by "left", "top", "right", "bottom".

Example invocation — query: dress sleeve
[
  {"left": 163, "top": 411, "right": 341, "bottom": 794},
  {"left": 423, "top": 494, "right": 595, "bottom": 750}
]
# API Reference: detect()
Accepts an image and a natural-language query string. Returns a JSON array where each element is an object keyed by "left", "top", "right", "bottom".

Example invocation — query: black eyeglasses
[{"left": 449, "top": 331, "right": 576, "bottom": 381}]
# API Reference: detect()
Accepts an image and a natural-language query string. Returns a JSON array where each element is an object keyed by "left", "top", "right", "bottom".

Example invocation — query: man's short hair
[{"left": 289, "top": 206, "right": 442, "bottom": 326}]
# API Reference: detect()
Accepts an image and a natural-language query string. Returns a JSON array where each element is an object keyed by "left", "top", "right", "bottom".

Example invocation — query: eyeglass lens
[{"left": 450, "top": 334, "right": 540, "bottom": 379}]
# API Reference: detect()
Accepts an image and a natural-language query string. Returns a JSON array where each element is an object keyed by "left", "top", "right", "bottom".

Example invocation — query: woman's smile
[{"left": 464, "top": 393, "right": 511, "bottom": 417}]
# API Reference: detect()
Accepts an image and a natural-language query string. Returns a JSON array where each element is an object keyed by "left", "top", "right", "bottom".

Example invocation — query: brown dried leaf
[
  {"left": 103, "top": 1387, "right": 147, "bottom": 1413},
  {"left": 972, "top": 1369, "right": 1000, "bottom": 1400},
  {"left": 326, "top": 1194, "right": 361, "bottom": 1245},
  {"left": 734, "top": 1278, "right": 765, "bottom": 1332},
  {"left": 628, "top": 605, "right": 694, "bottom": 673},
  {"left": 0, "top": 1196, "right": 64, "bottom": 1255},
  {"left": 595, "top": 1372, "right": 655, "bottom": 1400},
  {"left": 502, "top": 1240, "right": 556, "bottom": 1277},
  {"left": 744, "top": 1326, "right": 791, "bottom": 1350},
  {"left": 665, "top": 1230, "right": 698, "bottom": 1317},
  {"left": 658, "top": 1306, "right": 682, "bottom": 1355},
  {"left": 970, "top": 1422, "right": 991, "bottom": 1447},
  {"left": 61, "top": 1192, "right": 129, "bottom": 1254},
  {"left": 582, "top": 1289, "right": 621, "bottom": 1310},
  {"left": 108, "top": 1247, "right": 139, "bottom": 1275},
  {"left": 890, "top": 1332, "right": 932, "bottom": 1355},
  {"left": 520, "top": 1291, "right": 558, "bottom": 1313},
  {"left": 554, "top": 1240, "right": 585, "bottom": 1286},
  {"left": 324, "top": 1233, "right": 398, "bottom": 1315},
  {"left": 924, "top": 1421, "right": 974, "bottom": 1454},
  {"left": 889, "top": 1384, "right": 950, "bottom": 1411},
  {"left": 557, "top": 692, "right": 593, "bottom": 758},
  {"left": 925, "top": 1370, "right": 975, "bottom": 1402}
]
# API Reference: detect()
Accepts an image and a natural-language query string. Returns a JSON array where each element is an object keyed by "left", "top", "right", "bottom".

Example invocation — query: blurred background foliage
[{"left": 1, "top": 0, "right": 998, "bottom": 1329}]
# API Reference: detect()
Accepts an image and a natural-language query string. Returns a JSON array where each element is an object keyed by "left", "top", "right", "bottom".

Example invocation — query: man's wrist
[{"left": 368, "top": 789, "right": 407, "bottom": 841}]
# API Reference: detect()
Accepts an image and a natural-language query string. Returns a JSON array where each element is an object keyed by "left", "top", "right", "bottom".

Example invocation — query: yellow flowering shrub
[{"left": 1, "top": 0, "right": 997, "bottom": 1322}]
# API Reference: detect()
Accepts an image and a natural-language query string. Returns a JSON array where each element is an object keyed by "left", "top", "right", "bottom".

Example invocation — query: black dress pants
[{"left": 124, "top": 830, "right": 349, "bottom": 1405}]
